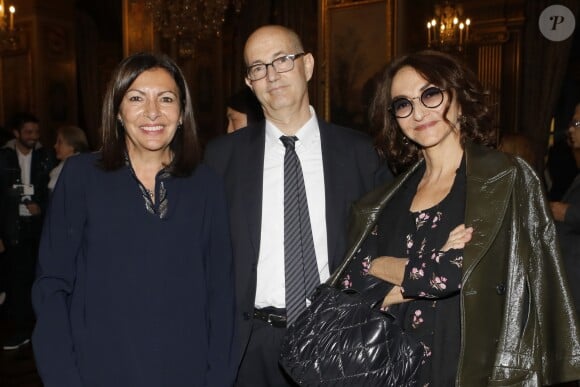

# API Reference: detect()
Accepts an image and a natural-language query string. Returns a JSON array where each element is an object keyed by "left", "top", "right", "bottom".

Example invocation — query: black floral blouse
[{"left": 342, "top": 158, "right": 466, "bottom": 387}]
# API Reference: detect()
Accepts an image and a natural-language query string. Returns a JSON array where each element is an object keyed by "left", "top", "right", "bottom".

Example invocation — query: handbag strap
[
  {"left": 326, "top": 160, "right": 423, "bottom": 288},
  {"left": 324, "top": 216, "right": 394, "bottom": 307},
  {"left": 326, "top": 249, "right": 360, "bottom": 288},
  {"left": 326, "top": 217, "right": 380, "bottom": 288},
  {"left": 323, "top": 203, "right": 397, "bottom": 307}
]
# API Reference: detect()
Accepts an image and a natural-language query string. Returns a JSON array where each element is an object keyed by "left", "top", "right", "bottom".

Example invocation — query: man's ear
[
  {"left": 245, "top": 77, "right": 253, "bottom": 90},
  {"left": 12, "top": 129, "right": 19, "bottom": 139},
  {"left": 303, "top": 53, "right": 315, "bottom": 82}
]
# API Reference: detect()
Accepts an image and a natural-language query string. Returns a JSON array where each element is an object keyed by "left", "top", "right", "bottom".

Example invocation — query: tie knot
[{"left": 280, "top": 135, "right": 298, "bottom": 150}]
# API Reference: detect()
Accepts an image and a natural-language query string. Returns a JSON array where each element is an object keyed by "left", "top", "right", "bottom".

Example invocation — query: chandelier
[
  {"left": 144, "top": 0, "right": 242, "bottom": 57},
  {"left": 426, "top": 1, "right": 471, "bottom": 52},
  {"left": 0, "top": 0, "right": 17, "bottom": 52}
]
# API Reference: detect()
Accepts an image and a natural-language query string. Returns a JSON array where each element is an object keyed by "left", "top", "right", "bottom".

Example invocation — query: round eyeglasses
[
  {"left": 246, "top": 53, "right": 306, "bottom": 81},
  {"left": 389, "top": 86, "right": 445, "bottom": 118}
]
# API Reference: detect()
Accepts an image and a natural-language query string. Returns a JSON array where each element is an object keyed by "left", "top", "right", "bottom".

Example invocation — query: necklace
[{"left": 145, "top": 188, "right": 155, "bottom": 200}]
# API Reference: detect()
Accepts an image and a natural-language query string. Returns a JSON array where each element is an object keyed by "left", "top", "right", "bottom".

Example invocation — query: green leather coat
[{"left": 343, "top": 142, "right": 580, "bottom": 386}]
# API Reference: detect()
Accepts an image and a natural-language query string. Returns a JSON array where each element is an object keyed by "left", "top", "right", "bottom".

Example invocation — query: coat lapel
[
  {"left": 462, "top": 143, "right": 515, "bottom": 280},
  {"left": 240, "top": 124, "right": 266, "bottom": 260},
  {"left": 319, "top": 121, "right": 347, "bottom": 268}
]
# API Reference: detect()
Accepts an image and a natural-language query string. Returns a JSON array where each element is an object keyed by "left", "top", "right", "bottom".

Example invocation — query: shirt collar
[
  {"left": 265, "top": 106, "right": 319, "bottom": 150},
  {"left": 16, "top": 147, "right": 32, "bottom": 159}
]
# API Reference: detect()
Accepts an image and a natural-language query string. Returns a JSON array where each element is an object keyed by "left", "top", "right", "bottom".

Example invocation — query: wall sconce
[{"left": 0, "top": 0, "right": 17, "bottom": 52}]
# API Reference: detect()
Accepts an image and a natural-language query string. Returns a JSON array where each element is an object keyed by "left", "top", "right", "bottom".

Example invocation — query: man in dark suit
[
  {"left": 551, "top": 103, "right": 580, "bottom": 315},
  {"left": 204, "top": 25, "right": 388, "bottom": 386}
]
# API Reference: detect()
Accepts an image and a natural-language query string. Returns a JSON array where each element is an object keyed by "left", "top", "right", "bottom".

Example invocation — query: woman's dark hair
[
  {"left": 369, "top": 49, "right": 495, "bottom": 174},
  {"left": 58, "top": 125, "right": 89, "bottom": 153},
  {"left": 99, "top": 52, "right": 200, "bottom": 176}
]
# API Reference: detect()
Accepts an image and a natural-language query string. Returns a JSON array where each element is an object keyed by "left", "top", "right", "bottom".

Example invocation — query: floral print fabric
[
  {"left": 399, "top": 205, "right": 463, "bottom": 386},
  {"left": 402, "top": 207, "right": 463, "bottom": 298},
  {"left": 383, "top": 160, "right": 465, "bottom": 387}
]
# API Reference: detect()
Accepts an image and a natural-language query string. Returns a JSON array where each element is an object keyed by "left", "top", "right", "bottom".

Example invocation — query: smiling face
[
  {"left": 244, "top": 26, "right": 314, "bottom": 121},
  {"left": 391, "top": 66, "right": 462, "bottom": 150},
  {"left": 118, "top": 67, "right": 182, "bottom": 158},
  {"left": 14, "top": 121, "right": 40, "bottom": 153}
]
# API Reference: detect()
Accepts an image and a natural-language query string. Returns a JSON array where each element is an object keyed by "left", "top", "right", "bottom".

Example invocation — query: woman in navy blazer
[{"left": 32, "top": 52, "right": 237, "bottom": 387}]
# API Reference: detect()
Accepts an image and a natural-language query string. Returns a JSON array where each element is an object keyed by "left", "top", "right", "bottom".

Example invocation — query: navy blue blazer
[
  {"left": 203, "top": 118, "right": 383, "bottom": 359},
  {"left": 32, "top": 153, "right": 237, "bottom": 387}
]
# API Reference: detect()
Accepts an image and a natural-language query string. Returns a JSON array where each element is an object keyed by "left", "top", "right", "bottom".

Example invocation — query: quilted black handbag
[{"left": 279, "top": 231, "right": 424, "bottom": 386}]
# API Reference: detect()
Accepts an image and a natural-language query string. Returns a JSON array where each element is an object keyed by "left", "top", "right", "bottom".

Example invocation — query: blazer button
[{"left": 496, "top": 283, "right": 506, "bottom": 295}]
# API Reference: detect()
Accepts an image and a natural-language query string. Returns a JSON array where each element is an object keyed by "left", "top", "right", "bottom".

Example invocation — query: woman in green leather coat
[{"left": 345, "top": 50, "right": 580, "bottom": 386}]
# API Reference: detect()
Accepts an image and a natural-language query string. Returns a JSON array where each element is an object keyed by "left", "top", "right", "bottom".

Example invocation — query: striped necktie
[{"left": 280, "top": 135, "right": 320, "bottom": 324}]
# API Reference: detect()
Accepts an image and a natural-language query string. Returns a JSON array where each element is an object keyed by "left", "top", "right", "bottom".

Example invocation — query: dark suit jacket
[{"left": 203, "top": 118, "right": 382, "bottom": 358}]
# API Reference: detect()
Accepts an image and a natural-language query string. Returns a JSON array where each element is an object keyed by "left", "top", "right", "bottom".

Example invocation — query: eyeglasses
[
  {"left": 389, "top": 86, "right": 445, "bottom": 118},
  {"left": 569, "top": 120, "right": 580, "bottom": 129},
  {"left": 246, "top": 53, "right": 306, "bottom": 81}
]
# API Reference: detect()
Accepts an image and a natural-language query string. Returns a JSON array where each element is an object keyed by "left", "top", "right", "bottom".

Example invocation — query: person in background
[
  {"left": 48, "top": 125, "right": 89, "bottom": 192},
  {"left": 547, "top": 129, "right": 578, "bottom": 201},
  {"left": 204, "top": 25, "right": 385, "bottom": 386},
  {"left": 550, "top": 103, "right": 580, "bottom": 316},
  {"left": 0, "top": 112, "right": 54, "bottom": 351},
  {"left": 546, "top": 132, "right": 580, "bottom": 201},
  {"left": 32, "top": 52, "right": 237, "bottom": 387},
  {"left": 226, "top": 87, "right": 264, "bottom": 133},
  {"left": 0, "top": 125, "right": 13, "bottom": 147},
  {"left": 342, "top": 49, "right": 580, "bottom": 386}
]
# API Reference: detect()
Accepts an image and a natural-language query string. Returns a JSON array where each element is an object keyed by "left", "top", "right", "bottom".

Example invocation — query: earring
[{"left": 402, "top": 136, "right": 409, "bottom": 145}]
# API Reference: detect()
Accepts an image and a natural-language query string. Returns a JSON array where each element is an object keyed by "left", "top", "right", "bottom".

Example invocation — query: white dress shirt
[
  {"left": 254, "top": 107, "right": 329, "bottom": 308},
  {"left": 16, "top": 148, "right": 33, "bottom": 216},
  {"left": 48, "top": 161, "right": 65, "bottom": 192},
  {"left": 16, "top": 148, "right": 32, "bottom": 186}
]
